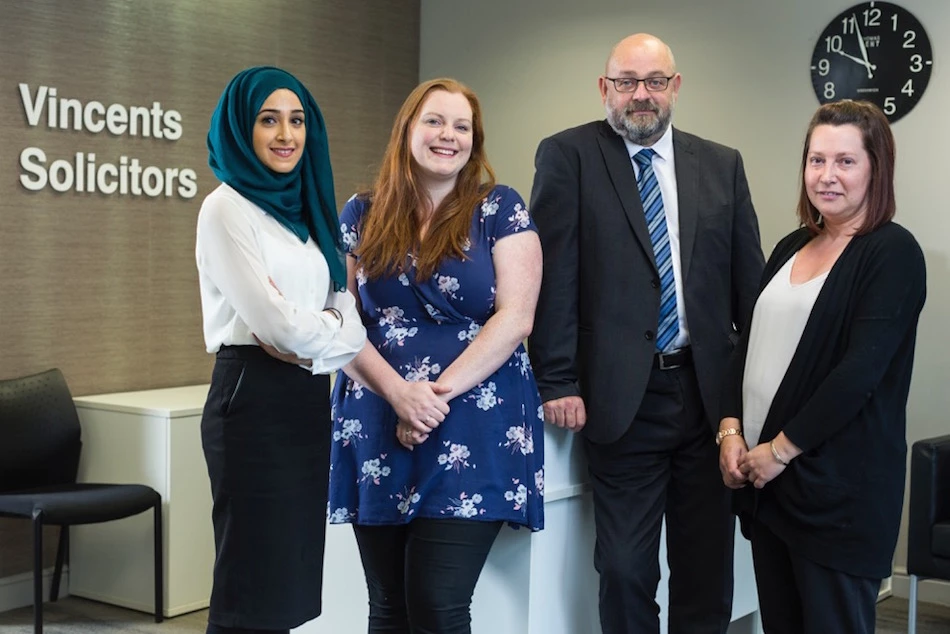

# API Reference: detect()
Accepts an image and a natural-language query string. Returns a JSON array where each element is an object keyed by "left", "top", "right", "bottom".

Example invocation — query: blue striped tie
[{"left": 633, "top": 149, "right": 679, "bottom": 353}]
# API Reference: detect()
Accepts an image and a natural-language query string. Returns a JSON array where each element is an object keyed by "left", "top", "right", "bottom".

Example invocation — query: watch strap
[{"left": 716, "top": 427, "right": 743, "bottom": 446}]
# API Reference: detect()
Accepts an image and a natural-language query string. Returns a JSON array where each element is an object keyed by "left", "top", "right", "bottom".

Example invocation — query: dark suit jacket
[{"left": 528, "top": 120, "right": 764, "bottom": 444}]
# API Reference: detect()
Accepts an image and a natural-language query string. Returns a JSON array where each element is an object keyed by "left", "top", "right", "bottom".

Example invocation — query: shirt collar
[{"left": 622, "top": 124, "right": 674, "bottom": 163}]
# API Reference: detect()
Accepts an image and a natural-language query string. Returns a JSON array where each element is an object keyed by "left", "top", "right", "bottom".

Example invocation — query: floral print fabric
[{"left": 328, "top": 185, "right": 544, "bottom": 531}]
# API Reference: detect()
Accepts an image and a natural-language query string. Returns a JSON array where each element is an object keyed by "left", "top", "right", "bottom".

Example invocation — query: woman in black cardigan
[{"left": 718, "top": 100, "right": 926, "bottom": 634}]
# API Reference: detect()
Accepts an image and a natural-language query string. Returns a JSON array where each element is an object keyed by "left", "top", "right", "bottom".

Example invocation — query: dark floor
[
  {"left": 0, "top": 595, "right": 948, "bottom": 633},
  {"left": 877, "top": 596, "right": 950, "bottom": 634},
  {"left": 0, "top": 597, "right": 206, "bottom": 633}
]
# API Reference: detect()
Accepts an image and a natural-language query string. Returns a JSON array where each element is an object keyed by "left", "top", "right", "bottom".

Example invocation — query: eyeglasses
[{"left": 604, "top": 76, "right": 673, "bottom": 93}]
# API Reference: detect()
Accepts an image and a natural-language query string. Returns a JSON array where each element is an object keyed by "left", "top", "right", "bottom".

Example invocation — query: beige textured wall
[{"left": 0, "top": 0, "right": 418, "bottom": 579}]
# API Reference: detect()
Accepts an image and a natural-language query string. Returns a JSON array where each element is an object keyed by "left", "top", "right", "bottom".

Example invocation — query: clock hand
[
  {"left": 852, "top": 13, "right": 876, "bottom": 79},
  {"left": 834, "top": 48, "right": 877, "bottom": 72}
]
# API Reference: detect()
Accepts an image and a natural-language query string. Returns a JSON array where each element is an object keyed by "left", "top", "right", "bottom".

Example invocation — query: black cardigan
[{"left": 722, "top": 221, "right": 926, "bottom": 578}]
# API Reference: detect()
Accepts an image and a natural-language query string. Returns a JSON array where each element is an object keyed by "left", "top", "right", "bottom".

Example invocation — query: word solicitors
[
  {"left": 17, "top": 83, "right": 198, "bottom": 199},
  {"left": 21, "top": 150, "right": 197, "bottom": 198}
]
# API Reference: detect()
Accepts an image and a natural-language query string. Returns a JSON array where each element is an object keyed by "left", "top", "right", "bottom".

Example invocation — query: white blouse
[
  {"left": 741, "top": 253, "right": 827, "bottom": 447},
  {"left": 195, "top": 183, "right": 365, "bottom": 375}
]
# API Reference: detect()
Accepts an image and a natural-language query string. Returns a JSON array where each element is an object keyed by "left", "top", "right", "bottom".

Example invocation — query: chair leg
[
  {"left": 50, "top": 525, "right": 68, "bottom": 602},
  {"left": 154, "top": 499, "right": 164, "bottom": 623},
  {"left": 32, "top": 511, "right": 44, "bottom": 634},
  {"left": 908, "top": 574, "right": 919, "bottom": 634}
]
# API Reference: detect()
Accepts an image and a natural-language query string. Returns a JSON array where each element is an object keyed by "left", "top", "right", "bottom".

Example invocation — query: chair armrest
[{"left": 908, "top": 434, "right": 950, "bottom": 577}]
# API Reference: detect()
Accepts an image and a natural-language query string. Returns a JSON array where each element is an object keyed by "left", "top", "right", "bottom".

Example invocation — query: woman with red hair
[{"left": 329, "top": 78, "right": 544, "bottom": 633}]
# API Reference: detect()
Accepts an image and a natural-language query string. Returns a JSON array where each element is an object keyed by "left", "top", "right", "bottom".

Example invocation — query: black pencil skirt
[{"left": 200, "top": 345, "right": 331, "bottom": 630}]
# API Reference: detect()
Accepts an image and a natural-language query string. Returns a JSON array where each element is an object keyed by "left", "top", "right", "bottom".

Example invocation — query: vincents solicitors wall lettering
[{"left": 17, "top": 83, "right": 199, "bottom": 199}]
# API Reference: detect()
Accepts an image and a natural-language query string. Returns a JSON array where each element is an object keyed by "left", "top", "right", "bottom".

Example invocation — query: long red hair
[{"left": 355, "top": 78, "right": 496, "bottom": 280}]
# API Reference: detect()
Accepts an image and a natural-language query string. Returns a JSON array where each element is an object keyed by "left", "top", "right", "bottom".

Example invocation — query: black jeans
[{"left": 353, "top": 518, "right": 503, "bottom": 634}]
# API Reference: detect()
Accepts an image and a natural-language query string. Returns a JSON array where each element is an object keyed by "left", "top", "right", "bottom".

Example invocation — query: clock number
[
  {"left": 903, "top": 30, "right": 917, "bottom": 48},
  {"left": 842, "top": 16, "right": 854, "bottom": 34},
  {"left": 883, "top": 97, "right": 896, "bottom": 116},
  {"left": 825, "top": 35, "right": 843, "bottom": 53},
  {"left": 910, "top": 55, "right": 924, "bottom": 72},
  {"left": 824, "top": 82, "right": 835, "bottom": 100},
  {"left": 817, "top": 58, "right": 830, "bottom": 76},
  {"left": 902, "top": 79, "right": 915, "bottom": 97},
  {"left": 891, "top": 13, "right": 899, "bottom": 31},
  {"left": 863, "top": 8, "right": 881, "bottom": 27}
]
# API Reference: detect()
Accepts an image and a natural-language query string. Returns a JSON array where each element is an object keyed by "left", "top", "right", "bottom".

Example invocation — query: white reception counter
[
  {"left": 305, "top": 422, "right": 760, "bottom": 634},
  {"left": 68, "top": 384, "right": 758, "bottom": 632}
]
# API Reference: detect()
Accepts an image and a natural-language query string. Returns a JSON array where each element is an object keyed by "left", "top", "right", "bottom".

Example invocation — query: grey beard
[{"left": 606, "top": 101, "right": 672, "bottom": 145}]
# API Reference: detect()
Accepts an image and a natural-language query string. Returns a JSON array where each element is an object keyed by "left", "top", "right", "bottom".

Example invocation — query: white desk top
[
  {"left": 70, "top": 384, "right": 591, "bottom": 499},
  {"left": 73, "top": 384, "right": 210, "bottom": 418}
]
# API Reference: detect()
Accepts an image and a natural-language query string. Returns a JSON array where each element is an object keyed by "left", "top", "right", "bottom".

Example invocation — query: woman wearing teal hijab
[{"left": 196, "top": 66, "right": 366, "bottom": 634}]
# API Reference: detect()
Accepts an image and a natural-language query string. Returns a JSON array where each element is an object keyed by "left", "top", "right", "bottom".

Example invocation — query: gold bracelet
[
  {"left": 770, "top": 440, "right": 789, "bottom": 466},
  {"left": 325, "top": 307, "right": 343, "bottom": 325}
]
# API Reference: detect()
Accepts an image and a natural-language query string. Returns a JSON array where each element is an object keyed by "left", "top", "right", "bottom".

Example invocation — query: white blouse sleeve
[
  {"left": 196, "top": 190, "right": 364, "bottom": 368},
  {"left": 309, "top": 287, "right": 366, "bottom": 374}
]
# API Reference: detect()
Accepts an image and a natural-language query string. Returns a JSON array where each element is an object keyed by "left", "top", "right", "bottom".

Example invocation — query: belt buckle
[{"left": 657, "top": 350, "right": 681, "bottom": 370}]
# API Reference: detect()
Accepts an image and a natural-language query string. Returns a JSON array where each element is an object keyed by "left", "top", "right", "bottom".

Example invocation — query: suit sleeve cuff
[{"left": 538, "top": 381, "right": 581, "bottom": 403}]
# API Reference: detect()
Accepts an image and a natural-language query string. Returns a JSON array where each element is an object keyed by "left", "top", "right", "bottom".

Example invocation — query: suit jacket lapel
[
  {"left": 596, "top": 122, "right": 656, "bottom": 272},
  {"left": 673, "top": 128, "right": 699, "bottom": 284}
]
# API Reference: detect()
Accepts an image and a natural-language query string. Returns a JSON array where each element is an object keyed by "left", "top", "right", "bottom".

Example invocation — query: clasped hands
[
  {"left": 392, "top": 380, "right": 452, "bottom": 450},
  {"left": 254, "top": 275, "right": 450, "bottom": 450},
  {"left": 719, "top": 430, "right": 800, "bottom": 490}
]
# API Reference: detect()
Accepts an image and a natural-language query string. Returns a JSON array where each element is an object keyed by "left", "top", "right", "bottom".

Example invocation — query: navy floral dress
[{"left": 328, "top": 185, "right": 544, "bottom": 531}]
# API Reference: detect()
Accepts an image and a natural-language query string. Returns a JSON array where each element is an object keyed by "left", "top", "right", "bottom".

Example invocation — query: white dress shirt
[
  {"left": 624, "top": 126, "right": 689, "bottom": 349},
  {"left": 195, "top": 183, "right": 366, "bottom": 375}
]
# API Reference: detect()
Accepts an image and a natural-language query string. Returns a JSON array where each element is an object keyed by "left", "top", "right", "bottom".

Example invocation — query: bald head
[
  {"left": 606, "top": 34, "right": 677, "bottom": 76},
  {"left": 599, "top": 33, "right": 681, "bottom": 146}
]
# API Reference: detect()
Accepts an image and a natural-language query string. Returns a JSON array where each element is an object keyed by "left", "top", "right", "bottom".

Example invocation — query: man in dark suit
[{"left": 528, "top": 33, "right": 765, "bottom": 634}]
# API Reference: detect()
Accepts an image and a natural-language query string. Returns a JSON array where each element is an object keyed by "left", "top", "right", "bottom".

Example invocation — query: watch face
[{"left": 810, "top": 1, "right": 933, "bottom": 123}]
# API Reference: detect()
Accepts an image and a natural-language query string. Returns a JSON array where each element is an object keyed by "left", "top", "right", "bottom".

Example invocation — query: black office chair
[
  {"left": 907, "top": 434, "right": 950, "bottom": 634},
  {"left": 0, "top": 369, "right": 163, "bottom": 634}
]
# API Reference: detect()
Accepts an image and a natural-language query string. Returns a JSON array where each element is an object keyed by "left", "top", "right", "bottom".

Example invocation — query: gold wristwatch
[{"left": 716, "top": 427, "right": 742, "bottom": 446}]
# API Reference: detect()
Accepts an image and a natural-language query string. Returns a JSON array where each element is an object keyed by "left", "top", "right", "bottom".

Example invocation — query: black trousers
[
  {"left": 584, "top": 363, "right": 734, "bottom": 634},
  {"left": 750, "top": 519, "right": 880, "bottom": 634},
  {"left": 352, "top": 518, "right": 503, "bottom": 634}
]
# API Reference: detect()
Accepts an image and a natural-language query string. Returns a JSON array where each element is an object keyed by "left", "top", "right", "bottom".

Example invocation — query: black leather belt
[{"left": 653, "top": 346, "right": 692, "bottom": 370}]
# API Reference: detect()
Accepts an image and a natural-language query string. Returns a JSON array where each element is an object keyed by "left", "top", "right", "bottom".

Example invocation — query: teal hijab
[{"left": 207, "top": 66, "right": 345, "bottom": 290}]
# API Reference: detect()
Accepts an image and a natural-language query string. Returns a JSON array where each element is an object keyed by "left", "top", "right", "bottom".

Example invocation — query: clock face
[{"left": 810, "top": 1, "right": 933, "bottom": 123}]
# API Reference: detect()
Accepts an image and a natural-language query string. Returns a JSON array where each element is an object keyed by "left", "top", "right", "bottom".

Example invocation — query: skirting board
[
  {"left": 0, "top": 567, "right": 69, "bottom": 613},
  {"left": 880, "top": 575, "right": 893, "bottom": 601},
  {"left": 892, "top": 567, "right": 950, "bottom": 607}
]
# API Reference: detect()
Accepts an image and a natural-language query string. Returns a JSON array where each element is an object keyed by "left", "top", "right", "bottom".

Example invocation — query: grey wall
[
  {"left": 421, "top": 0, "right": 949, "bottom": 600},
  {"left": 0, "top": 0, "right": 419, "bottom": 580}
]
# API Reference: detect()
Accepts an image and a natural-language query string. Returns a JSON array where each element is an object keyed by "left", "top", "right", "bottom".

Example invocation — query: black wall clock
[{"left": 810, "top": 1, "right": 933, "bottom": 123}]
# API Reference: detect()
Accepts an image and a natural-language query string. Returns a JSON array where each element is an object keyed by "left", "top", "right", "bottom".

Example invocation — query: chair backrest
[
  {"left": 0, "top": 368, "right": 82, "bottom": 493},
  {"left": 908, "top": 434, "right": 950, "bottom": 576}
]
